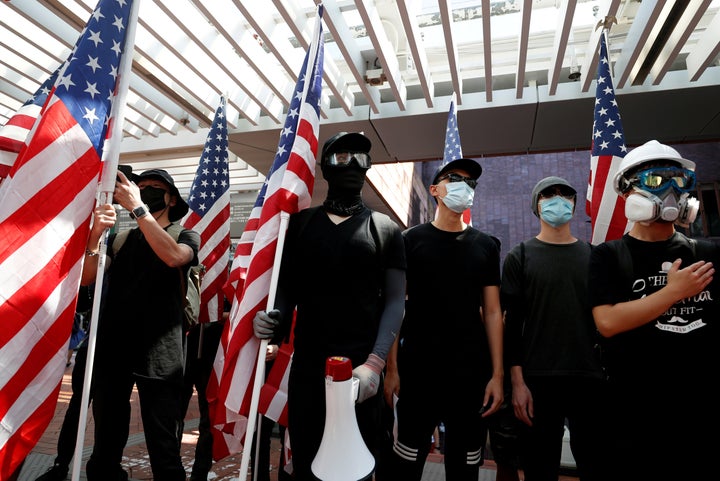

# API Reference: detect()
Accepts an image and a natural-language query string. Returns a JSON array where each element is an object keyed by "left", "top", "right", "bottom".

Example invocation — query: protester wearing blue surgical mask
[
  {"left": 537, "top": 184, "right": 575, "bottom": 228},
  {"left": 501, "top": 176, "right": 610, "bottom": 481},
  {"left": 383, "top": 157, "right": 505, "bottom": 480}
]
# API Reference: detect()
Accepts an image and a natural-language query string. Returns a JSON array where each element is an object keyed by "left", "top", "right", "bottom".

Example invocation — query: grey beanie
[{"left": 530, "top": 176, "right": 576, "bottom": 217}]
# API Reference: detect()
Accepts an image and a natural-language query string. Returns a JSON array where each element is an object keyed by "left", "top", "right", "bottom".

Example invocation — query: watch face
[{"left": 131, "top": 205, "right": 147, "bottom": 219}]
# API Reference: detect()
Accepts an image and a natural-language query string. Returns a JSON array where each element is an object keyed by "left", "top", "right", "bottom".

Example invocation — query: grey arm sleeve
[{"left": 371, "top": 267, "right": 406, "bottom": 361}]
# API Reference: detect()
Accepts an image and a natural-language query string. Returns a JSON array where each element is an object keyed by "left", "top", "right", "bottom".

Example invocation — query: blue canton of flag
[
  {"left": 591, "top": 37, "right": 626, "bottom": 159},
  {"left": 183, "top": 96, "right": 231, "bottom": 324},
  {"left": 187, "top": 98, "right": 229, "bottom": 216},
  {"left": 53, "top": 0, "right": 132, "bottom": 155},
  {"left": 443, "top": 94, "right": 462, "bottom": 164}
]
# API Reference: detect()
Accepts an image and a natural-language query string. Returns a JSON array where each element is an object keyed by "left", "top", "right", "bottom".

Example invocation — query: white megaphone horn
[{"left": 311, "top": 356, "right": 375, "bottom": 481}]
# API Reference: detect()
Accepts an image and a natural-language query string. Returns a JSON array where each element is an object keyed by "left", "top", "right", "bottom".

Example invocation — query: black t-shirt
[
  {"left": 96, "top": 225, "right": 200, "bottom": 384},
  {"left": 279, "top": 207, "right": 406, "bottom": 371},
  {"left": 399, "top": 222, "right": 501, "bottom": 380},
  {"left": 589, "top": 232, "right": 719, "bottom": 394},
  {"left": 502, "top": 238, "right": 604, "bottom": 379}
]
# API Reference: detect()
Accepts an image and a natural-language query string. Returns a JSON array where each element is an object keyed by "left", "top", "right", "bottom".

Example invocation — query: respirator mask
[{"left": 623, "top": 166, "right": 699, "bottom": 227}]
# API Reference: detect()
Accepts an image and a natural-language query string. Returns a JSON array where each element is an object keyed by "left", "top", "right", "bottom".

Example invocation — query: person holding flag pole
[
  {"left": 79, "top": 2, "right": 200, "bottom": 475},
  {"left": 82, "top": 165, "right": 199, "bottom": 481},
  {"left": 244, "top": 24, "right": 407, "bottom": 475},
  {"left": 207, "top": 5, "right": 327, "bottom": 480},
  {"left": 252, "top": 128, "right": 407, "bottom": 480}
]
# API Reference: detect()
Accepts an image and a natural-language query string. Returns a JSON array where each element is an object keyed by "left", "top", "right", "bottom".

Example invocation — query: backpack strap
[
  {"left": 166, "top": 222, "right": 184, "bottom": 241},
  {"left": 519, "top": 240, "right": 525, "bottom": 290},
  {"left": 369, "top": 211, "right": 394, "bottom": 261},
  {"left": 606, "top": 238, "right": 633, "bottom": 299},
  {"left": 111, "top": 229, "right": 131, "bottom": 256},
  {"left": 113, "top": 223, "right": 184, "bottom": 256}
]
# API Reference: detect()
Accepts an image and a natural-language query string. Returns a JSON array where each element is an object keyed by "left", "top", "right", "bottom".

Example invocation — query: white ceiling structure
[{"left": 2, "top": 0, "right": 720, "bottom": 215}]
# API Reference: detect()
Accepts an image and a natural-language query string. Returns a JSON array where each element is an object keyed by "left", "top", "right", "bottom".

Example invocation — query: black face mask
[
  {"left": 321, "top": 164, "right": 367, "bottom": 197},
  {"left": 140, "top": 186, "right": 168, "bottom": 214},
  {"left": 321, "top": 164, "right": 368, "bottom": 216}
]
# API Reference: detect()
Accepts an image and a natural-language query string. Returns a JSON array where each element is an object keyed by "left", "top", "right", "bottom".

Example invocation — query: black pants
[
  {"left": 519, "top": 376, "right": 608, "bottom": 481},
  {"left": 180, "top": 321, "right": 224, "bottom": 480},
  {"left": 54, "top": 346, "right": 88, "bottom": 468},
  {"left": 387, "top": 389, "right": 486, "bottom": 481},
  {"left": 87, "top": 369, "right": 185, "bottom": 481}
]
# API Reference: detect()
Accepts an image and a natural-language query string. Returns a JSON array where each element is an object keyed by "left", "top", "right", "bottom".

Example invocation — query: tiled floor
[{"left": 18, "top": 356, "right": 580, "bottom": 481}]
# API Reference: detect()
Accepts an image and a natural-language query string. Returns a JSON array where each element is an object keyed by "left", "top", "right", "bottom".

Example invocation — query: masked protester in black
[
  {"left": 81, "top": 169, "right": 200, "bottom": 481},
  {"left": 252, "top": 132, "right": 407, "bottom": 481}
]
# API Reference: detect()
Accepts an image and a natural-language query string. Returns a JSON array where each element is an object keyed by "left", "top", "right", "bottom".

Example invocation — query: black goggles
[
  {"left": 628, "top": 167, "right": 696, "bottom": 194},
  {"left": 539, "top": 186, "right": 576, "bottom": 200},
  {"left": 324, "top": 152, "right": 371, "bottom": 169},
  {"left": 437, "top": 172, "right": 477, "bottom": 189}
]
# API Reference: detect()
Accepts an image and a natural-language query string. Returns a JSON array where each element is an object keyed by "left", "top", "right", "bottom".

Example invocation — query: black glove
[{"left": 253, "top": 309, "right": 281, "bottom": 339}]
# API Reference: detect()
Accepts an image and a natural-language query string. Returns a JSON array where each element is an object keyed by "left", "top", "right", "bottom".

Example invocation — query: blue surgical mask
[
  {"left": 539, "top": 196, "right": 574, "bottom": 227},
  {"left": 441, "top": 181, "right": 475, "bottom": 213}
]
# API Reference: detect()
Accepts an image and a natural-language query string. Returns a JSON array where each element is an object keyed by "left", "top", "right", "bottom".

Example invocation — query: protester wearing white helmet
[
  {"left": 588, "top": 140, "right": 719, "bottom": 481},
  {"left": 613, "top": 139, "right": 699, "bottom": 226}
]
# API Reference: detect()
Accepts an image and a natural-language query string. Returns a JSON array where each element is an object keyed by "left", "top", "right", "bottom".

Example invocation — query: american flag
[
  {"left": 587, "top": 31, "right": 629, "bottom": 244},
  {"left": 443, "top": 93, "right": 462, "bottom": 164},
  {"left": 207, "top": 4, "right": 324, "bottom": 460},
  {"left": 258, "top": 338, "right": 293, "bottom": 426},
  {"left": 0, "top": 69, "right": 59, "bottom": 178},
  {"left": 0, "top": 0, "right": 136, "bottom": 477},
  {"left": 181, "top": 96, "right": 230, "bottom": 324},
  {"left": 439, "top": 93, "right": 472, "bottom": 225}
]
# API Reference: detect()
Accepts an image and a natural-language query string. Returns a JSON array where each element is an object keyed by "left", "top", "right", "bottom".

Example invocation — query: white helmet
[{"left": 613, "top": 140, "right": 695, "bottom": 195}]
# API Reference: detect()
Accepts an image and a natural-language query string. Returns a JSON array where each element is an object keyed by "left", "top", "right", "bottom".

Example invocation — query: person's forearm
[
  {"left": 371, "top": 268, "right": 405, "bottom": 360},
  {"left": 594, "top": 289, "right": 682, "bottom": 337}
]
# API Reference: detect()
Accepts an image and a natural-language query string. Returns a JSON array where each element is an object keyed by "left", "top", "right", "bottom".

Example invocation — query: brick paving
[{"left": 18, "top": 355, "right": 580, "bottom": 481}]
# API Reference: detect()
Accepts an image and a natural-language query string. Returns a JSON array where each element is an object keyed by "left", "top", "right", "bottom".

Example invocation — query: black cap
[
  {"left": 320, "top": 132, "right": 371, "bottom": 162},
  {"left": 132, "top": 168, "right": 189, "bottom": 221},
  {"left": 432, "top": 158, "right": 483, "bottom": 185}
]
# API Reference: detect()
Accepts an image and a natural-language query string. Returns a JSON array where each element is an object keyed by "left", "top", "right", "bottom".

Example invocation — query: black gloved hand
[{"left": 253, "top": 309, "right": 281, "bottom": 339}]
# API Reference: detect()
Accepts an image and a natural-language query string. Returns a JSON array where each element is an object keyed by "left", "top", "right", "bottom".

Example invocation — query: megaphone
[{"left": 311, "top": 356, "right": 375, "bottom": 481}]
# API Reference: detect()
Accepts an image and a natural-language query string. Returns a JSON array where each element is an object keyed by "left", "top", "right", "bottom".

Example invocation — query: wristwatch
[{"left": 129, "top": 204, "right": 150, "bottom": 220}]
